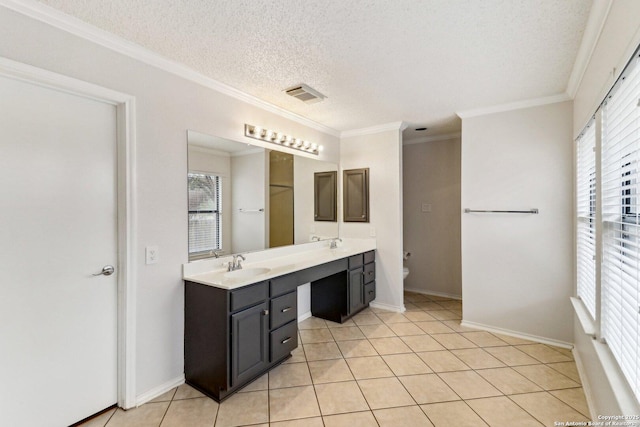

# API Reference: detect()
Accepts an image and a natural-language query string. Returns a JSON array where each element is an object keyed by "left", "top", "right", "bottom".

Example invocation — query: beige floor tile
[
  {"left": 314, "top": 381, "right": 369, "bottom": 415},
  {"left": 215, "top": 390, "right": 268, "bottom": 427},
  {"left": 269, "top": 362, "right": 312, "bottom": 389},
  {"left": 491, "top": 333, "right": 536, "bottom": 345},
  {"left": 299, "top": 317, "right": 328, "bottom": 329},
  {"left": 308, "top": 359, "right": 354, "bottom": 384},
  {"left": 352, "top": 313, "right": 383, "bottom": 326},
  {"left": 337, "top": 339, "right": 378, "bottom": 358},
  {"left": 346, "top": 356, "right": 394, "bottom": 379},
  {"left": 460, "top": 331, "right": 508, "bottom": 347},
  {"left": 431, "top": 333, "right": 476, "bottom": 350},
  {"left": 438, "top": 370, "right": 502, "bottom": 399},
  {"left": 514, "top": 364, "right": 580, "bottom": 390},
  {"left": 323, "top": 411, "right": 379, "bottom": 427},
  {"left": 399, "top": 374, "right": 460, "bottom": 404},
  {"left": 358, "top": 323, "right": 396, "bottom": 338},
  {"left": 516, "top": 344, "right": 572, "bottom": 363},
  {"left": 373, "top": 405, "right": 434, "bottom": 427},
  {"left": 239, "top": 373, "right": 268, "bottom": 392},
  {"left": 415, "top": 302, "right": 446, "bottom": 310},
  {"left": 300, "top": 328, "right": 335, "bottom": 344},
  {"left": 414, "top": 321, "right": 455, "bottom": 334},
  {"left": 509, "top": 391, "right": 590, "bottom": 426},
  {"left": 550, "top": 388, "right": 591, "bottom": 417},
  {"left": 160, "top": 397, "right": 218, "bottom": 427},
  {"left": 382, "top": 353, "right": 432, "bottom": 376},
  {"left": 548, "top": 361, "right": 581, "bottom": 383},
  {"left": 417, "top": 350, "right": 471, "bottom": 372},
  {"left": 440, "top": 320, "right": 477, "bottom": 333},
  {"left": 106, "top": 403, "right": 169, "bottom": 427},
  {"left": 388, "top": 322, "right": 426, "bottom": 336},
  {"left": 551, "top": 346, "right": 575, "bottom": 359},
  {"left": 377, "top": 312, "right": 411, "bottom": 323},
  {"left": 476, "top": 367, "right": 543, "bottom": 394},
  {"left": 284, "top": 344, "right": 306, "bottom": 364},
  {"left": 450, "top": 348, "right": 506, "bottom": 369},
  {"left": 80, "top": 408, "right": 117, "bottom": 427},
  {"left": 358, "top": 377, "right": 415, "bottom": 409},
  {"left": 369, "top": 337, "right": 413, "bottom": 354},
  {"left": 427, "top": 295, "right": 455, "bottom": 301},
  {"left": 404, "top": 311, "right": 437, "bottom": 321},
  {"left": 401, "top": 335, "right": 446, "bottom": 352},
  {"left": 404, "top": 292, "right": 430, "bottom": 302},
  {"left": 269, "top": 385, "right": 321, "bottom": 422},
  {"left": 437, "top": 300, "right": 462, "bottom": 310},
  {"left": 483, "top": 346, "right": 540, "bottom": 366},
  {"left": 403, "top": 302, "right": 423, "bottom": 311},
  {"left": 421, "top": 401, "right": 489, "bottom": 427},
  {"left": 326, "top": 319, "right": 356, "bottom": 328},
  {"left": 174, "top": 384, "right": 205, "bottom": 400},
  {"left": 303, "top": 342, "right": 343, "bottom": 361},
  {"left": 271, "top": 417, "right": 324, "bottom": 427},
  {"left": 149, "top": 388, "right": 177, "bottom": 403},
  {"left": 466, "top": 396, "right": 543, "bottom": 427},
  {"left": 428, "top": 310, "right": 461, "bottom": 321},
  {"left": 329, "top": 326, "right": 366, "bottom": 341}
]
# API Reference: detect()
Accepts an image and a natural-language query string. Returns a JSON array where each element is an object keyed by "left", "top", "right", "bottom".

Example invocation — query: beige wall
[{"left": 402, "top": 138, "right": 461, "bottom": 298}]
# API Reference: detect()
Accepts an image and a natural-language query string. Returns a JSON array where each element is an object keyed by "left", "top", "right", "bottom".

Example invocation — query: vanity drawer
[
  {"left": 348, "top": 254, "right": 363, "bottom": 269},
  {"left": 364, "top": 282, "right": 375, "bottom": 305},
  {"left": 270, "top": 291, "right": 297, "bottom": 330},
  {"left": 270, "top": 273, "right": 299, "bottom": 297},
  {"left": 270, "top": 320, "right": 298, "bottom": 362},
  {"left": 364, "top": 250, "right": 375, "bottom": 264},
  {"left": 230, "top": 281, "right": 268, "bottom": 312},
  {"left": 364, "top": 263, "right": 375, "bottom": 284}
]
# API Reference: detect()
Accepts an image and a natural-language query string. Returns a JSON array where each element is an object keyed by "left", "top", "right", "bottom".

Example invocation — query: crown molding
[
  {"left": 403, "top": 132, "right": 461, "bottom": 145},
  {"left": 566, "top": 0, "right": 613, "bottom": 98},
  {"left": 341, "top": 121, "right": 407, "bottom": 138},
  {"left": 0, "top": 0, "right": 341, "bottom": 137},
  {"left": 456, "top": 93, "right": 571, "bottom": 119}
]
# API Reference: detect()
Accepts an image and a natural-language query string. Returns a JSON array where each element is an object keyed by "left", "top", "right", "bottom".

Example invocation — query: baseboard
[
  {"left": 136, "top": 375, "right": 185, "bottom": 407},
  {"left": 572, "top": 347, "right": 598, "bottom": 421},
  {"left": 460, "top": 320, "right": 573, "bottom": 349},
  {"left": 369, "top": 301, "right": 406, "bottom": 313},
  {"left": 298, "top": 311, "right": 312, "bottom": 322},
  {"left": 404, "top": 287, "right": 462, "bottom": 300}
]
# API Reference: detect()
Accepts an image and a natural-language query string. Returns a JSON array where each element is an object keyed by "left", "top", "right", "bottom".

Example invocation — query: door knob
[{"left": 93, "top": 265, "right": 115, "bottom": 276}]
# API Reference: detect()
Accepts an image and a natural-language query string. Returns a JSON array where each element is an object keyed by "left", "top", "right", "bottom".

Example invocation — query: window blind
[
  {"left": 576, "top": 121, "right": 597, "bottom": 319},
  {"left": 601, "top": 50, "right": 640, "bottom": 402},
  {"left": 188, "top": 173, "right": 222, "bottom": 257}
]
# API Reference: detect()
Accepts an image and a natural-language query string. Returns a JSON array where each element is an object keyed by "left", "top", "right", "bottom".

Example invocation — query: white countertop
[{"left": 182, "top": 238, "right": 376, "bottom": 290}]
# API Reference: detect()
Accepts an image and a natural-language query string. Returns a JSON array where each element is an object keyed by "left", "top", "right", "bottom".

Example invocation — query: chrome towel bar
[{"left": 464, "top": 208, "right": 539, "bottom": 214}]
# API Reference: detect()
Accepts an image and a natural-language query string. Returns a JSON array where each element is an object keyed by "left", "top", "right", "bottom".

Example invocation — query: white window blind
[
  {"left": 601, "top": 50, "right": 640, "bottom": 403},
  {"left": 576, "top": 121, "right": 597, "bottom": 319},
  {"left": 188, "top": 173, "right": 222, "bottom": 258}
]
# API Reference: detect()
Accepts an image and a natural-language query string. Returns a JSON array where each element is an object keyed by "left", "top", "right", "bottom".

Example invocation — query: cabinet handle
[
  {"left": 361, "top": 214, "right": 365, "bottom": 218},
  {"left": 368, "top": 291, "right": 374, "bottom": 295},
  {"left": 263, "top": 309, "right": 269, "bottom": 315},
  {"left": 281, "top": 337, "right": 292, "bottom": 344},
  {"left": 281, "top": 307, "right": 292, "bottom": 313},
  {"left": 368, "top": 271, "right": 374, "bottom": 275}
]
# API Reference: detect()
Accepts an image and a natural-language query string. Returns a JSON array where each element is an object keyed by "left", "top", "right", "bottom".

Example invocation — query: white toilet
[{"left": 403, "top": 251, "right": 410, "bottom": 280}]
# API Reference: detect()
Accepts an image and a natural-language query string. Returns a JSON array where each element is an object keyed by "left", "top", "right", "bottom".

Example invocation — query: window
[
  {"left": 188, "top": 172, "right": 222, "bottom": 260},
  {"left": 576, "top": 120, "right": 597, "bottom": 319}
]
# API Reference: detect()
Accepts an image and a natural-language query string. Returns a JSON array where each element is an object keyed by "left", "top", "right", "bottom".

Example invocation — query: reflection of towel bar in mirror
[
  {"left": 464, "top": 208, "right": 539, "bottom": 214},
  {"left": 238, "top": 208, "right": 265, "bottom": 213}
]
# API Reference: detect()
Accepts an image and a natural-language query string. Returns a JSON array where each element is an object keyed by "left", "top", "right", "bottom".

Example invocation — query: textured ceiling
[{"left": 38, "top": 0, "right": 592, "bottom": 137}]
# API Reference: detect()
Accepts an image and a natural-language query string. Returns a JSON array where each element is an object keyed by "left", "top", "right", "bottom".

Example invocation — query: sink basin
[
  {"left": 224, "top": 267, "right": 271, "bottom": 279},
  {"left": 331, "top": 247, "right": 351, "bottom": 254}
]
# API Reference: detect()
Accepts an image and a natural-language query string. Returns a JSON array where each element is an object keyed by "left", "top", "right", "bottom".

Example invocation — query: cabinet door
[
  {"left": 343, "top": 168, "right": 369, "bottom": 222},
  {"left": 348, "top": 268, "right": 365, "bottom": 314},
  {"left": 231, "top": 302, "right": 269, "bottom": 387},
  {"left": 314, "top": 171, "right": 337, "bottom": 221}
]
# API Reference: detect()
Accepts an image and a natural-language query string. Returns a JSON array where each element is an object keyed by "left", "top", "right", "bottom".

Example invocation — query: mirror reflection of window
[{"left": 188, "top": 172, "right": 222, "bottom": 260}]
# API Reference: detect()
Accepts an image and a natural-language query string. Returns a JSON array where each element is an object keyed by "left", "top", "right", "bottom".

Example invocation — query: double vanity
[{"left": 182, "top": 238, "right": 376, "bottom": 402}]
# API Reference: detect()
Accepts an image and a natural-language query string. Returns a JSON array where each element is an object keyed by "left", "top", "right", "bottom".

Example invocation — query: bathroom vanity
[{"left": 183, "top": 240, "right": 376, "bottom": 402}]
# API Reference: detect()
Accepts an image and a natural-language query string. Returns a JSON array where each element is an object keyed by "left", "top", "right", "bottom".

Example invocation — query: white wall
[
  {"left": 402, "top": 138, "right": 462, "bottom": 298},
  {"left": 231, "top": 151, "right": 267, "bottom": 253},
  {"left": 340, "top": 127, "right": 404, "bottom": 311},
  {"left": 571, "top": 0, "right": 640, "bottom": 416},
  {"left": 0, "top": 6, "right": 340, "bottom": 400},
  {"left": 461, "top": 100, "right": 573, "bottom": 344}
]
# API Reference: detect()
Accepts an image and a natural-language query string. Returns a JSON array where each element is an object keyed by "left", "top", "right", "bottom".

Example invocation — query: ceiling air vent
[{"left": 284, "top": 84, "right": 326, "bottom": 104}]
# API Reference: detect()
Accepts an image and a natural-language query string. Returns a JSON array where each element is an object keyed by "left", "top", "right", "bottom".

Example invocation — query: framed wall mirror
[{"left": 187, "top": 130, "right": 339, "bottom": 261}]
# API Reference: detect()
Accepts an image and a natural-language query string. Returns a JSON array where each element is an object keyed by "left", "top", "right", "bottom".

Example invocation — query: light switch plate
[
  {"left": 146, "top": 246, "right": 159, "bottom": 264},
  {"left": 422, "top": 203, "right": 432, "bottom": 213}
]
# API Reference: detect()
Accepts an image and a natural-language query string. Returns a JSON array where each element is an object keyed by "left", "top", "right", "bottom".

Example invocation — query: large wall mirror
[{"left": 187, "top": 130, "right": 339, "bottom": 261}]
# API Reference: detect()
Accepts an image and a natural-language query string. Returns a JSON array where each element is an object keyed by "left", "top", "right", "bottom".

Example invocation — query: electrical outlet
[
  {"left": 369, "top": 226, "right": 376, "bottom": 237},
  {"left": 422, "top": 203, "right": 432, "bottom": 213},
  {"left": 146, "top": 246, "right": 159, "bottom": 265}
]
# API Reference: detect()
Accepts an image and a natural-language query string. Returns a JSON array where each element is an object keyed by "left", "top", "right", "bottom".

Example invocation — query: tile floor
[{"left": 81, "top": 292, "right": 591, "bottom": 427}]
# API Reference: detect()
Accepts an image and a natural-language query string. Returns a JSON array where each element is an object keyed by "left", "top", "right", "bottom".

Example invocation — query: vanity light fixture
[{"left": 244, "top": 124, "right": 321, "bottom": 155}]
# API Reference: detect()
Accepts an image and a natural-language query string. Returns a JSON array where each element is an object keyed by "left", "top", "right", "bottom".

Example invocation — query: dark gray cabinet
[
  {"left": 231, "top": 301, "right": 269, "bottom": 387},
  {"left": 314, "top": 171, "right": 337, "bottom": 222},
  {"left": 343, "top": 168, "right": 369, "bottom": 222}
]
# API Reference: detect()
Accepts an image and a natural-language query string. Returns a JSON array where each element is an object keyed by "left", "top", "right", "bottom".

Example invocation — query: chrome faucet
[
  {"left": 329, "top": 238, "right": 342, "bottom": 249},
  {"left": 229, "top": 254, "right": 245, "bottom": 271},
  {"left": 311, "top": 235, "right": 320, "bottom": 242}
]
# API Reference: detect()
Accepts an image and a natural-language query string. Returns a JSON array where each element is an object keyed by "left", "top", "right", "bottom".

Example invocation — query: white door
[{"left": 0, "top": 74, "right": 118, "bottom": 426}]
